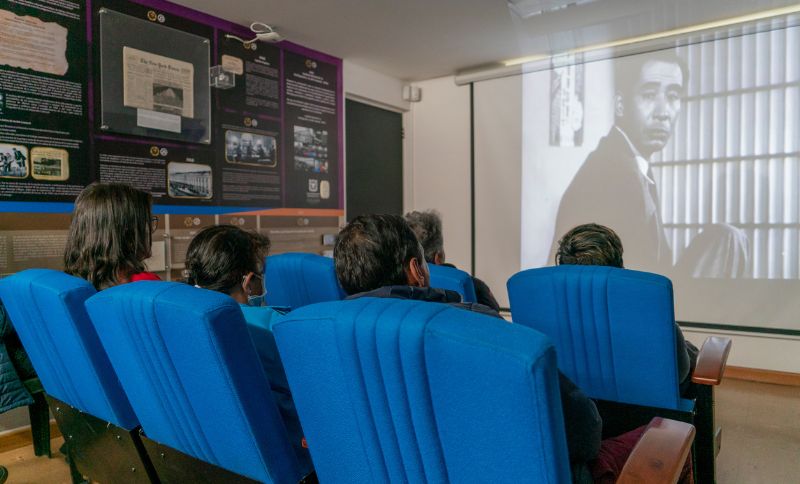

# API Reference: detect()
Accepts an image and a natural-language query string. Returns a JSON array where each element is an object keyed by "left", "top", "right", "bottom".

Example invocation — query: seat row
[
  {"left": 265, "top": 252, "right": 732, "bottom": 483},
  {"left": 0, "top": 261, "right": 724, "bottom": 483}
]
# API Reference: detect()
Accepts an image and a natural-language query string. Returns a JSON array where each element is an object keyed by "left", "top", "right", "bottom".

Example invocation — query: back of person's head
[
  {"left": 64, "top": 183, "right": 153, "bottom": 290},
  {"left": 556, "top": 223, "right": 624, "bottom": 268},
  {"left": 334, "top": 214, "right": 428, "bottom": 295},
  {"left": 184, "top": 225, "right": 270, "bottom": 295},
  {"left": 404, "top": 210, "right": 445, "bottom": 264}
]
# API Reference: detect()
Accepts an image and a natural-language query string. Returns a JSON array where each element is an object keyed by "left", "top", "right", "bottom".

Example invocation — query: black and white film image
[
  {"left": 293, "top": 126, "right": 329, "bottom": 174},
  {"left": 523, "top": 26, "right": 800, "bottom": 280},
  {"left": 153, "top": 84, "right": 184, "bottom": 116},
  {"left": 167, "top": 162, "right": 212, "bottom": 199},
  {"left": 0, "top": 144, "right": 28, "bottom": 178},
  {"left": 225, "top": 130, "right": 277, "bottom": 166},
  {"left": 31, "top": 148, "right": 69, "bottom": 181}
]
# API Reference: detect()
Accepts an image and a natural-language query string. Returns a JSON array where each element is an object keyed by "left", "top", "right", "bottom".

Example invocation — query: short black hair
[
  {"left": 334, "top": 214, "right": 424, "bottom": 295},
  {"left": 556, "top": 223, "right": 624, "bottom": 268},
  {"left": 404, "top": 210, "right": 444, "bottom": 263},
  {"left": 185, "top": 225, "right": 271, "bottom": 294},
  {"left": 614, "top": 50, "right": 689, "bottom": 98}
]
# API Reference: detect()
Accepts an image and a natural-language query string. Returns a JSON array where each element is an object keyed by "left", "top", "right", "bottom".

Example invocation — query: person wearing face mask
[
  {"left": 335, "top": 214, "right": 500, "bottom": 318},
  {"left": 335, "top": 215, "right": 608, "bottom": 480},
  {"left": 183, "top": 225, "right": 312, "bottom": 477}
]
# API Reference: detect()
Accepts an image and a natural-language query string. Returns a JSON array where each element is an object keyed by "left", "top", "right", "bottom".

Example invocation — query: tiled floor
[{"left": 1, "top": 379, "right": 798, "bottom": 483}]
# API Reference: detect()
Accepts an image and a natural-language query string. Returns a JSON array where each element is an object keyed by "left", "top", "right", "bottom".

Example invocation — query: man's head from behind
[
  {"left": 556, "top": 223, "right": 624, "bottom": 268},
  {"left": 334, "top": 214, "right": 429, "bottom": 295},
  {"left": 614, "top": 52, "right": 687, "bottom": 158},
  {"left": 404, "top": 210, "right": 445, "bottom": 264}
]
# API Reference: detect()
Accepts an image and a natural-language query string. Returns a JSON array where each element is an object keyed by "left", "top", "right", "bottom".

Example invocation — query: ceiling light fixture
[
  {"left": 507, "top": 0, "right": 599, "bottom": 20},
  {"left": 503, "top": 3, "right": 800, "bottom": 66}
]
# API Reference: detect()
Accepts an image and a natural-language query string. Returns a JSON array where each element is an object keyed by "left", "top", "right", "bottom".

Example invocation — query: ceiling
[{"left": 175, "top": 0, "right": 800, "bottom": 81}]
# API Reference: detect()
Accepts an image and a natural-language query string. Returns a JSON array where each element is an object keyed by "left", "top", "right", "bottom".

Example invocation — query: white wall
[
  {"left": 343, "top": 61, "right": 409, "bottom": 112},
  {"left": 474, "top": 76, "right": 521, "bottom": 308},
  {"left": 684, "top": 329, "right": 800, "bottom": 373},
  {"left": 404, "top": 76, "right": 472, "bottom": 272}
]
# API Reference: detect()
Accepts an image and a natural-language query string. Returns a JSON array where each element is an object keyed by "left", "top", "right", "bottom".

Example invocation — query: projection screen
[{"left": 475, "top": 22, "right": 800, "bottom": 331}]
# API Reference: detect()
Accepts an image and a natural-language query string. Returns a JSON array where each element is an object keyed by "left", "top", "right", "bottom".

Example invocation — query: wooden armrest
[
  {"left": 617, "top": 418, "right": 695, "bottom": 484},
  {"left": 691, "top": 336, "right": 732, "bottom": 385}
]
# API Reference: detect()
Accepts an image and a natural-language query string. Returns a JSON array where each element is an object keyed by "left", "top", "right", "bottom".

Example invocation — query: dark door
[{"left": 345, "top": 100, "right": 403, "bottom": 221}]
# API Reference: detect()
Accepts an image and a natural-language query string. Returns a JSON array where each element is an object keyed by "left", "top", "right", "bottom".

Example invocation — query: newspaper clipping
[{"left": 123, "top": 47, "right": 194, "bottom": 118}]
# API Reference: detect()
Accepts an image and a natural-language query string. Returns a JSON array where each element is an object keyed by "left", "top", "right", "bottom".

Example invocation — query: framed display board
[
  {"left": 98, "top": 8, "right": 212, "bottom": 144},
  {"left": 0, "top": 0, "right": 343, "bottom": 215}
]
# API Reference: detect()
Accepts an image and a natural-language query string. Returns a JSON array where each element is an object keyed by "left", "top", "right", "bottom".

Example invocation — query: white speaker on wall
[{"left": 402, "top": 85, "right": 422, "bottom": 102}]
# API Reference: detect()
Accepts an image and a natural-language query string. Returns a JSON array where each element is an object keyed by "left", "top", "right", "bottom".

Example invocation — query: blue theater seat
[
  {"left": 0, "top": 269, "right": 154, "bottom": 483},
  {"left": 428, "top": 264, "right": 477, "bottom": 303},
  {"left": 265, "top": 252, "right": 345, "bottom": 309},
  {"left": 272, "top": 298, "right": 571, "bottom": 483},
  {"left": 508, "top": 265, "right": 730, "bottom": 483},
  {"left": 508, "top": 265, "right": 688, "bottom": 411},
  {"left": 85, "top": 281, "right": 303, "bottom": 484}
]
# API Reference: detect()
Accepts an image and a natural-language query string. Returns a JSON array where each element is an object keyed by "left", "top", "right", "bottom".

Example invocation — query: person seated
[
  {"left": 555, "top": 223, "right": 699, "bottom": 394},
  {"left": 405, "top": 210, "right": 500, "bottom": 311},
  {"left": 64, "top": 183, "right": 160, "bottom": 290},
  {"left": 335, "top": 214, "right": 499, "bottom": 318},
  {"left": 335, "top": 214, "right": 605, "bottom": 481},
  {"left": 183, "top": 225, "right": 312, "bottom": 476}
]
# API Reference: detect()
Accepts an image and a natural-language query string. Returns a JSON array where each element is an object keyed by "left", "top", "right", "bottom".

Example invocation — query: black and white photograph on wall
[
  {"left": 0, "top": 144, "right": 28, "bottom": 178},
  {"left": 167, "top": 161, "right": 213, "bottom": 199},
  {"left": 152, "top": 84, "right": 185, "bottom": 116},
  {"left": 31, "top": 147, "right": 69, "bottom": 181},
  {"left": 225, "top": 130, "right": 277, "bottom": 166},
  {"left": 523, "top": 25, "right": 800, "bottom": 283},
  {"left": 293, "top": 125, "right": 329, "bottom": 173}
]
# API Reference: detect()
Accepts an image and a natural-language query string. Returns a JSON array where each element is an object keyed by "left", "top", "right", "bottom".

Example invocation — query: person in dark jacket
[
  {"left": 405, "top": 210, "right": 501, "bottom": 311},
  {"left": 0, "top": 302, "right": 34, "bottom": 415},
  {"left": 0, "top": 302, "right": 35, "bottom": 482},
  {"left": 334, "top": 214, "right": 602, "bottom": 474},
  {"left": 555, "top": 223, "right": 699, "bottom": 394}
]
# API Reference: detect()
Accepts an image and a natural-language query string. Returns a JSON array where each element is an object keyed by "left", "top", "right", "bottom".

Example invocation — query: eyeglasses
[
  {"left": 150, "top": 216, "right": 159, "bottom": 232},
  {"left": 244, "top": 271, "right": 264, "bottom": 285}
]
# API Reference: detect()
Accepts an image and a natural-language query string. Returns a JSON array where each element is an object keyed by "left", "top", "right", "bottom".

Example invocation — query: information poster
[
  {"left": 216, "top": 33, "right": 282, "bottom": 207},
  {"left": 283, "top": 52, "right": 340, "bottom": 209},
  {"left": 0, "top": 0, "right": 89, "bottom": 201},
  {"left": 96, "top": 137, "right": 215, "bottom": 205},
  {"left": 0, "top": 0, "right": 343, "bottom": 214},
  {"left": 217, "top": 33, "right": 280, "bottom": 119},
  {"left": 96, "top": 2, "right": 212, "bottom": 144}
]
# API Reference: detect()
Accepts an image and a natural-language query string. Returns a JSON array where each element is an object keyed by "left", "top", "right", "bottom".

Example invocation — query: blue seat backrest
[
  {"left": 265, "top": 252, "right": 345, "bottom": 309},
  {"left": 273, "top": 298, "right": 571, "bottom": 483},
  {"left": 507, "top": 265, "right": 683, "bottom": 410},
  {"left": 85, "top": 281, "right": 301, "bottom": 484},
  {"left": 0, "top": 269, "right": 138, "bottom": 429},
  {"left": 428, "top": 264, "right": 478, "bottom": 303}
]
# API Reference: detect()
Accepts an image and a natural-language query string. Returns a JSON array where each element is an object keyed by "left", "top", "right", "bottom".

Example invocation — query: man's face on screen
[{"left": 619, "top": 60, "right": 684, "bottom": 157}]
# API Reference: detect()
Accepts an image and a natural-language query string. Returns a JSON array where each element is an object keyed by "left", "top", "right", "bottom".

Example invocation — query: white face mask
[{"left": 245, "top": 272, "right": 267, "bottom": 307}]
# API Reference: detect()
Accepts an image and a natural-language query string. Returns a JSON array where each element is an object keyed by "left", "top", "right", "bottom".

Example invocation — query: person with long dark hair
[{"left": 64, "top": 183, "right": 160, "bottom": 290}]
